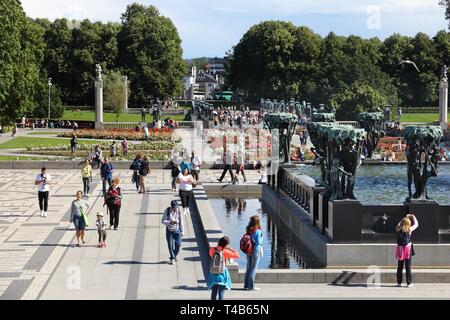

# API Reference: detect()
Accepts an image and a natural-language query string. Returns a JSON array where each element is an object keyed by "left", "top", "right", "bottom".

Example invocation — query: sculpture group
[{"left": 405, "top": 126, "right": 443, "bottom": 201}]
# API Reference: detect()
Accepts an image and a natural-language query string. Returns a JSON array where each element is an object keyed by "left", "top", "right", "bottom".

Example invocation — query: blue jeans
[
  {"left": 102, "top": 178, "right": 111, "bottom": 196},
  {"left": 211, "top": 285, "right": 226, "bottom": 300},
  {"left": 166, "top": 229, "right": 182, "bottom": 259},
  {"left": 244, "top": 248, "right": 261, "bottom": 289}
]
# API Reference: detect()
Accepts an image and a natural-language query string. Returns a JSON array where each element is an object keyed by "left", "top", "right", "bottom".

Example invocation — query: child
[
  {"left": 207, "top": 236, "right": 240, "bottom": 300},
  {"left": 96, "top": 212, "right": 107, "bottom": 248}
]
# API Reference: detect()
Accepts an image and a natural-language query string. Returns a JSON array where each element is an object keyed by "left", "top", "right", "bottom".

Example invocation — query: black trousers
[
  {"left": 397, "top": 258, "right": 412, "bottom": 285},
  {"left": 219, "top": 164, "right": 235, "bottom": 181},
  {"left": 236, "top": 167, "right": 247, "bottom": 181},
  {"left": 179, "top": 190, "right": 192, "bottom": 209},
  {"left": 38, "top": 191, "right": 49, "bottom": 211},
  {"left": 98, "top": 230, "right": 107, "bottom": 242},
  {"left": 108, "top": 205, "right": 121, "bottom": 228},
  {"left": 171, "top": 176, "right": 177, "bottom": 190},
  {"left": 192, "top": 170, "right": 200, "bottom": 181},
  {"left": 82, "top": 177, "right": 90, "bottom": 195}
]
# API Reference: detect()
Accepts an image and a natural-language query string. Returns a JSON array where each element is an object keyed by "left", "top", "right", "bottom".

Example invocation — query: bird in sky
[{"left": 395, "top": 59, "right": 420, "bottom": 73}]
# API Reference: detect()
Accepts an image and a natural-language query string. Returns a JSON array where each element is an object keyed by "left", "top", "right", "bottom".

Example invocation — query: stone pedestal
[
  {"left": 95, "top": 80, "right": 104, "bottom": 130},
  {"left": 327, "top": 199, "right": 363, "bottom": 243},
  {"left": 439, "top": 79, "right": 448, "bottom": 130},
  {"left": 406, "top": 199, "right": 440, "bottom": 243}
]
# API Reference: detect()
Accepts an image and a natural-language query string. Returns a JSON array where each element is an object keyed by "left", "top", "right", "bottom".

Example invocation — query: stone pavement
[{"left": 1, "top": 169, "right": 450, "bottom": 300}]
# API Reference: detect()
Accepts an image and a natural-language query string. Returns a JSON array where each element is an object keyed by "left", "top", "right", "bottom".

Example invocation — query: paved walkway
[{"left": 1, "top": 169, "right": 450, "bottom": 300}]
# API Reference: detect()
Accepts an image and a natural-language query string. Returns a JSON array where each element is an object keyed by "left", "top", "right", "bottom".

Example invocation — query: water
[
  {"left": 209, "top": 197, "right": 320, "bottom": 269},
  {"left": 293, "top": 164, "right": 450, "bottom": 205}
]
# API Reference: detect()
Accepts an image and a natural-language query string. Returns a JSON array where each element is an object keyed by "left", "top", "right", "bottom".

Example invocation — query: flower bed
[
  {"left": 58, "top": 128, "right": 175, "bottom": 141},
  {"left": 23, "top": 149, "right": 171, "bottom": 160}
]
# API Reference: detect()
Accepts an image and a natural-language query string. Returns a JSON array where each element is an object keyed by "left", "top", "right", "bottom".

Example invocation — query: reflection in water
[{"left": 210, "top": 197, "right": 317, "bottom": 269}]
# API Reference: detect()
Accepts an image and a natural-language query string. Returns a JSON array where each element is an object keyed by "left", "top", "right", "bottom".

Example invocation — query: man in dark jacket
[{"left": 100, "top": 158, "right": 114, "bottom": 196}]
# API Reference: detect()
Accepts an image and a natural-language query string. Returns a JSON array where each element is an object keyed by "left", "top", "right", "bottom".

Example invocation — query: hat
[
  {"left": 170, "top": 200, "right": 178, "bottom": 209},
  {"left": 96, "top": 212, "right": 104, "bottom": 217}
]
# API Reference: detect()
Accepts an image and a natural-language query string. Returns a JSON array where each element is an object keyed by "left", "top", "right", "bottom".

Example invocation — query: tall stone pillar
[
  {"left": 439, "top": 65, "right": 448, "bottom": 131},
  {"left": 95, "top": 64, "right": 104, "bottom": 130}
]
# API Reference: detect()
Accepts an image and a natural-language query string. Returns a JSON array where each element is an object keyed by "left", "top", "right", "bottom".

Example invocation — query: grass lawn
[
  {"left": 29, "top": 131, "right": 63, "bottom": 135},
  {"left": 401, "top": 113, "right": 449, "bottom": 123},
  {"left": 61, "top": 111, "right": 186, "bottom": 122},
  {"left": 0, "top": 137, "right": 104, "bottom": 149}
]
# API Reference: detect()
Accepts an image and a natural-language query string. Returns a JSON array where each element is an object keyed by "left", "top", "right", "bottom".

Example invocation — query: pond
[
  {"left": 209, "top": 196, "right": 322, "bottom": 269},
  {"left": 292, "top": 164, "right": 450, "bottom": 205}
]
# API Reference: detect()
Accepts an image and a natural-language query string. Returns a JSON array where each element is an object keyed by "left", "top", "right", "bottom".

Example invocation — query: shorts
[{"left": 73, "top": 215, "right": 86, "bottom": 231}]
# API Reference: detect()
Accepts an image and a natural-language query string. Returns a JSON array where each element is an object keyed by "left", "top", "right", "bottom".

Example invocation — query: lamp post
[
  {"left": 122, "top": 75, "right": 128, "bottom": 113},
  {"left": 48, "top": 78, "right": 52, "bottom": 126}
]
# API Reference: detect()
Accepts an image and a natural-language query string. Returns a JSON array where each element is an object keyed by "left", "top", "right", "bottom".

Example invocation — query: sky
[{"left": 21, "top": 0, "right": 448, "bottom": 59}]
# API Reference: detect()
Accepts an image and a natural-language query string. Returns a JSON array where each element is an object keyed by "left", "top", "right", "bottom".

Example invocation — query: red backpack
[{"left": 240, "top": 232, "right": 254, "bottom": 255}]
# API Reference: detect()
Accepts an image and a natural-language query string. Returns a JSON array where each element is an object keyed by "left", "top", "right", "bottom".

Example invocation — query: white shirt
[
  {"left": 35, "top": 173, "right": 51, "bottom": 192},
  {"left": 192, "top": 155, "right": 201, "bottom": 170},
  {"left": 178, "top": 173, "right": 193, "bottom": 191}
]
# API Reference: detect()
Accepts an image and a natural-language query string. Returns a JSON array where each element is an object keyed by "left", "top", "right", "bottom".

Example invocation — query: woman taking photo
[
  {"left": 70, "top": 191, "right": 90, "bottom": 247},
  {"left": 396, "top": 214, "right": 419, "bottom": 287},
  {"left": 105, "top": 178, "right": 122, "bottom": 230},
  {"left": 244, "top": 215, "right": 263, "bottom": 291},
  {"left": 176, "top": 165, "right": 194, "bottom": 216}
]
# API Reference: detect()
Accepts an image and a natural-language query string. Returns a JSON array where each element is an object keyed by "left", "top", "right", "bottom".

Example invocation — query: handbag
[{"left": 80, "top": 207, "right": 89, "bottom": 227}]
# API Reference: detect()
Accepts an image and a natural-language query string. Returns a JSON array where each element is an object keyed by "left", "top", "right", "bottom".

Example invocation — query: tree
[
  {"left": 104, "top": 71, "right": 129, "bottom": 122},
  {"left": 440, "top": 0, "right": 450, "bottom": 29},
  {"left": 0, "top": 1, "right": 45, "bottom": 124},
  {"left": 117, "top": 3, "right": 185, "bottom": 107},
  {"left": 30, "top": 80, "right": 64, "bottom": 119},
  {"left": 330, "top": 83, "right": 388, "bottom": 120}
]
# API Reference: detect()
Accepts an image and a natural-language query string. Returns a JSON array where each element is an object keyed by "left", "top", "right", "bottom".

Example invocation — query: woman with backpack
[
  {"left": 243, "top": 215, "right": 263, "bottom": 291},
  {"left": 207, "top": 236, "right": 240, "bottom": 300},
  {"left": 139, "top": 156, "right": 150, "bottom": 193},
  {"left": 396, "top": 214, "right": 419, "bottom": 287},
  {"left": 105, "top": 178, "right": 122, "bottom": 230}
]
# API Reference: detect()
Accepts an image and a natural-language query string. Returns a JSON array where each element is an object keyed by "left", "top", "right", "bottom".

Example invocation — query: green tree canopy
[{"left": 117, "top": 3, "right": 185, "bottom": 107}]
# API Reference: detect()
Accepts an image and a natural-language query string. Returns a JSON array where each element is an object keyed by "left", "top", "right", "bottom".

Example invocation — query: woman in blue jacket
[{"left": 244, "top": 215, "right": 263, "bottom": 291}]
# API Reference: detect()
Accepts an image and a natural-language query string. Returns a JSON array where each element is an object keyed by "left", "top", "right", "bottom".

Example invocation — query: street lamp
[{"left": 48, "top": 78, "right": 52, "bottom": 126}]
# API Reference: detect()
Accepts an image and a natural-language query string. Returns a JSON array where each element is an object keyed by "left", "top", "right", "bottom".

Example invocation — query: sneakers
[
  {"left": 396, "top": 284, "right": 402, "bottom": 287},
  {"left": 249, "top": 287, "right": 261, "bottom": 291},
  {"left": 169, "top": 258, "right": 174, "bottom": 265},
  {"left": 40, "top": 210, "right": 44, "bottom": 217},
  {"left": 98, "top": 241, "right": 106, "bottom": 248},
  {"left": 407, "top": 284, "right": 413, "bottom": 288},
  {"left": 183, "top": 208, "right": 188, "bottom": 216},
  {"left": 217, "top": 179, "right": 222, "bottom": 183},
  {"left": 43, "top": 212, "right": 48, "bottom": 217}
]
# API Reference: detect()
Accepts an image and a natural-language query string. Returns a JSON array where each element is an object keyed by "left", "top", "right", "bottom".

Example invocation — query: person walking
[
  {"left": 217, "top": 148, "right": 237, "bottom": 184},
  {"left": 105, "top": 178, "right": 122, "bottom": 230},
  {"left": 121, "top": 138, "right": 128, "bottom": 156},
  {"left": 176, "top": 165, "right": 194, "bottom": 216},
  {"left": 244, "top": 215, "right": 263, "bottom": 291},
  {"left": 81, "top": 159, "right": 92, "bottom": 197},
  {"left": 161, "top": 200, "right": 184, "bottom": 265},
  {"left": 130, "top": 154, "right": 143, "bottom": 191},
  {"left": 70, "top": 135, "right": 78, "bottom": 155},
  {"left": 35, "top": 167, "right": 52, "bottom": 217},
  {"left": 94, "top": 145, "right": 103, "bottom": 169},
  {"left": 139, "top": 156, "right": 150, "bottom": 193},
  {"left": 207, "top": 236, "right": 240, "bottom": 300},
  {"left": 110, "top": 141, "right": 117, "bottom": 158},
  {"left": 191, "top": 151, "right": 201, "bottom": 181},
  {"left": 144, "top": 126, "right": 149, "bottom": 143},
  {"left": 141, "top": 107, "right": 146, "bottom": 121},
  {"left": 96, "top": 212, "right": 107, "bottom": 248},
  {"left": 235, "top": 151, "right": 247, "bottom": 183},
  {"left": 396, "top": 214, "right": 419, "bottom": 287},
  {"left": 100, "top": 157, "right": 114, "bottom": 197},
  {"left": 70, "top": 191, "right": 89, "bottom": 247},
  {"left": 170, "top": 159, "right": 180, "bottom": 192}
]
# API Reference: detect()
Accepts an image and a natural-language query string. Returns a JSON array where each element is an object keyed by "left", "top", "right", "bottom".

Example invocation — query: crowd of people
[{"left": 212, "top": 106, "right": 263, "bottom": 128}]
